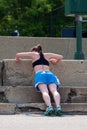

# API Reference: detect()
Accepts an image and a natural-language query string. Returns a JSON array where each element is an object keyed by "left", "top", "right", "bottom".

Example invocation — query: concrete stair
[
  {"left": 0, "top": 103, "right": 87, "bottom": 114},
  {"left": 0, "top": 86, "right": 87, "bottom": 114},
  {"left": 0, "top": 60, "right": 87, "bottom": 114}
]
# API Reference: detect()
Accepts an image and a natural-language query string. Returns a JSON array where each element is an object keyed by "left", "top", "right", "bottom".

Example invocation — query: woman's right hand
[{"left": 15, "top": 57, "right": 21, "bottom": 62}]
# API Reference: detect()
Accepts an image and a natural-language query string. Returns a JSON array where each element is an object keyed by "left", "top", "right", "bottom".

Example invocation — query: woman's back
[{"left": 32, "top": 52, "right": 50, "bottom": 73}]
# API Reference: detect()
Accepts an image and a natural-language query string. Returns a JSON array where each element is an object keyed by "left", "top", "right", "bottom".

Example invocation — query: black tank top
[{"left": 32, "top": 53, "right": 49, "bottom": 68}]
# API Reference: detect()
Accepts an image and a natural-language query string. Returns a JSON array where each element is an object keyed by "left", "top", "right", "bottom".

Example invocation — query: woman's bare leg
[
  {"left": 48, "top": 83, "right": 62, "bottom": 116},
  {"left": 38, "top": 83, "right": 52, "bottom": 107},
  {"left": 48, "top": 83, "right": 60, "bottom": 107}
]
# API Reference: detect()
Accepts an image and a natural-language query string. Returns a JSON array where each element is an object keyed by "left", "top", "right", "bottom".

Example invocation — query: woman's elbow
[
  {"left": 16, "top": 53, "right": 19, "bottom": 58},
  {"left": 61, "top": 55, "right": 63, "bottom": 59},
  {"left": 59, "top": 55, "right": 63, "bottom": 60}
]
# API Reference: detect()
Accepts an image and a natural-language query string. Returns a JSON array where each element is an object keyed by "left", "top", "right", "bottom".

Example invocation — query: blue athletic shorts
[{"left": 34, "top": 71, "right": 60, "bottom": 92}]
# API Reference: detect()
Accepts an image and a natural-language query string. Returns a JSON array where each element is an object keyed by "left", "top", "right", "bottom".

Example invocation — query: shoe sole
[
  {"left": 55, "top": 111, "right": 62, "bottom": 116},
  {"left": 44, "top": 110, "right": 54, "bottom": 116}
]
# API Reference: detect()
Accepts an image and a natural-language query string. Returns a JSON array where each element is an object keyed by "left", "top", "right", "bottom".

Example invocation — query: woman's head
[{"left": 30, "top": 44, "right": 42, "bottom": 53}]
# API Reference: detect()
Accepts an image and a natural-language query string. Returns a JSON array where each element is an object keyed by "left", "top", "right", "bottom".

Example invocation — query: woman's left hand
[{"left": 50, "top": 59, "right": 58, "bottom": 64}]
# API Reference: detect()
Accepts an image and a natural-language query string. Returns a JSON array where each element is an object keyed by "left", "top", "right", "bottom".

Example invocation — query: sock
[
  {"left": 56, "top": 106, "right": 61, "bottom": 110},
  {"left": 48, "top": 105, "right": 52, "bottom": 108}
]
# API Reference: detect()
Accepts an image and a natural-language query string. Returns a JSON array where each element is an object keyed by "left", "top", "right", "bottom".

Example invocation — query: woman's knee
[
  {"left": 49, "top": 84, "right": 57, "bottom": 93},
  {"left": 49, "top": 86, "right": 60, "bottom": 97},
  {"left": 42, "top": 91, "right": 49, "bottom": 97},
  {"left": 38, "top": 83, "right": 48, "bottom": 93}
]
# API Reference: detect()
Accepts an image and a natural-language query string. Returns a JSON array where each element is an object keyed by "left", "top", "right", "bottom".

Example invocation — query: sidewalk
[{"left": 0, "top": 113, "right": 87, "bottom": 130}]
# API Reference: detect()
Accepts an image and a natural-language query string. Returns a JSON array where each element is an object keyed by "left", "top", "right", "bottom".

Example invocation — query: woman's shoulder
[
  {"left": 44, "top": 52, "right": 53, "bottom": 55},
  {"left": 43, "top": 53, "right": 55, "bottom": 59},
  {"left": 44, "top": 52, "right": 56, "bottom": 56}
]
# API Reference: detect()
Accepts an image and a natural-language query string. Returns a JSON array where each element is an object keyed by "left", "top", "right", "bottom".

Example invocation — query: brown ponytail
[
  {"left": 30, "top": 44, "right": 42, "bottom": 53},
  {"left": 37, "top": 44, "right": 42, "bottom": 53}
]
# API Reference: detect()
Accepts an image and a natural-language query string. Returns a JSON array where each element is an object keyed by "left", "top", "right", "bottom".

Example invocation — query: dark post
[
  {"left": 74, "top": 15, "right": 85, "bottom": 59},
  {"left": 65, "top": 0, "right": 87, "bottom": 59},
  {"left": 75, "top": 15, "right": 84, "bottom": 59}
]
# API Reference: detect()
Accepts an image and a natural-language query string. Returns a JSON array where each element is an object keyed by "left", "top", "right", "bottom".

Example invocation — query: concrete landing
[{"left": 0, "top": 114, "right": 87, "bottom": 130}]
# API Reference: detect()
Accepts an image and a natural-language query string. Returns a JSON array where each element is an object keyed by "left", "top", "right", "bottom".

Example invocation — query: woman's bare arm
[
  {"left": 46, "top": 53, "right": 63, "bottom": 64},
  {"left": 15, "top": 52, "right": 34, "bottom": 62}
]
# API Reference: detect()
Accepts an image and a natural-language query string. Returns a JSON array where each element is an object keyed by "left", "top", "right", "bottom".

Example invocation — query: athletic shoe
[
  {"left": 44, "top": 106, "right": 54, "bottom": 116},
  {"left": 55, "top": 106, "right": 62, "bottom": 116}
]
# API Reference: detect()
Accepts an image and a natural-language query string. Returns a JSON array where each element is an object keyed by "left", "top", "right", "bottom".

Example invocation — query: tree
[{"left": 0, "top": 0, "right": 74, "bottom": 37}]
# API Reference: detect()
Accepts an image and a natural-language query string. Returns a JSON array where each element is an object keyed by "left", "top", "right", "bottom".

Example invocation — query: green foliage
[{"left": 0, "top": 0, "right": 74, "bottom": 37}]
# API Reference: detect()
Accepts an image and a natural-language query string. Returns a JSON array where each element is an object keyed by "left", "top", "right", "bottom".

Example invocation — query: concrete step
[
  {"left": 0, "top": 86, "right": 87, "bottom": 114},
  {"left": 17, "top": 103, "right": 87, "bottom": 113},
  {"left": 0, "top": 86, "right": 87, "bottom": 104},
  {"left": 2, "top": 59, "right": 87, "bottom": 87},
  {"left": 0, "top": 103, "right": 87, "bottom": 114},
  {"left": 0, "top": 103, "right": 16, "bottom": 114}
]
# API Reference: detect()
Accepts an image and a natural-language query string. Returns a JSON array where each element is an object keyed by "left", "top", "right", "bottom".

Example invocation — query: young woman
[{"left": 15, "top": 44, "right": 63, "bottom": 116}]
